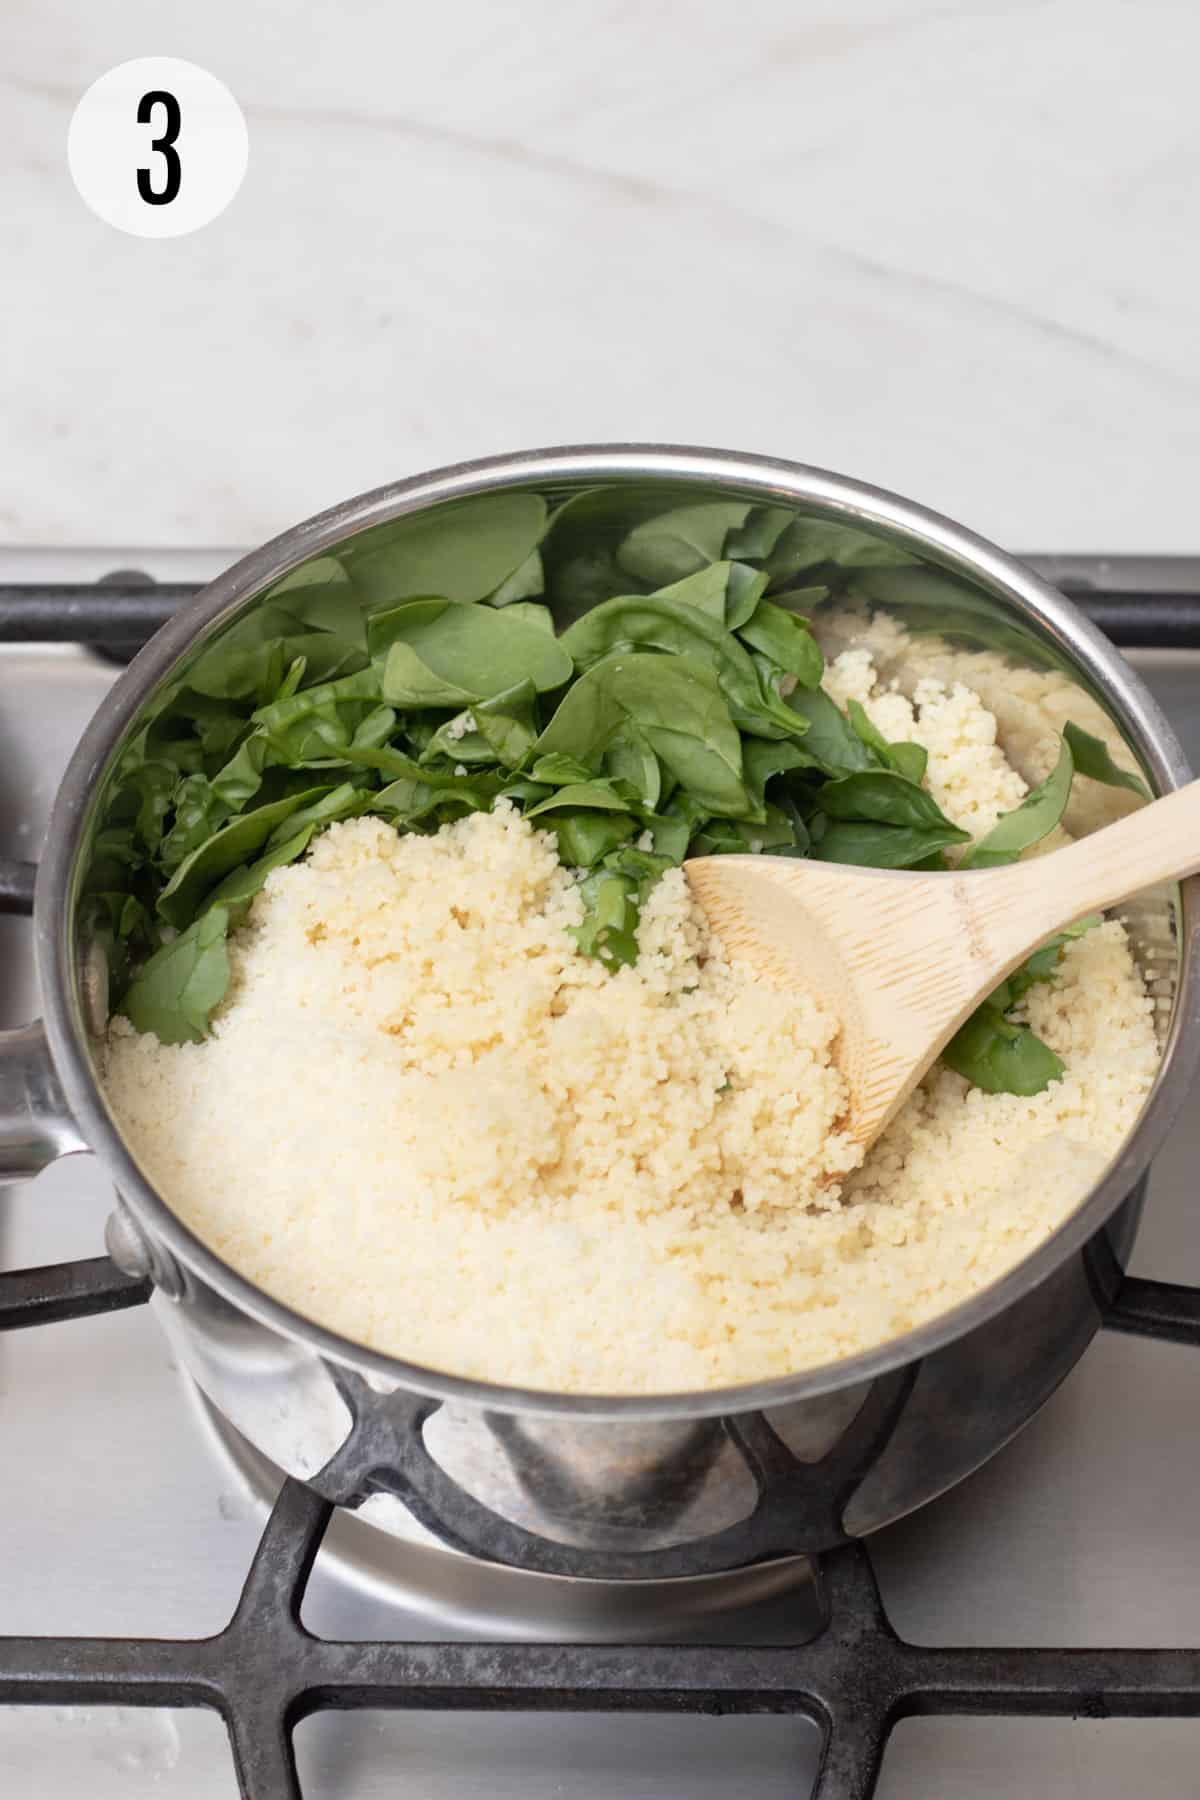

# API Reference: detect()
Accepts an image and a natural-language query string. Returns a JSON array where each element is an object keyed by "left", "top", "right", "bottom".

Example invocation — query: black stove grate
[
  {"left": 0, "top": 1261, "right": 1197, "bottom": 1800},
  {"left": 2, "top": 566, "right": 1200, "bottom": 1799}
]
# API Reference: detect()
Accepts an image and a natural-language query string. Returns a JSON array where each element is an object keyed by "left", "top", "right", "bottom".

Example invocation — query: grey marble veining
[{"left": 4, "top": 0, "right": 1199, "bottom": 550}]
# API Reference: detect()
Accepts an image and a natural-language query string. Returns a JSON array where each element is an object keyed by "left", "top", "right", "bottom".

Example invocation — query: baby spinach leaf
[
  {"left": 472, "top": 679, "right": 539, "bottom": 768},
  {"left": 643, "top": 807, "right": 693, "bottom": 862},
  {"left": 942, "top": 1007, "right": 1065, "bottom": 1096},
  {"left": 959, "top": 739, "right": 1074, "bottom": 870},
  {"left": 352, "top": 705, "right": 399, "bottom": 751},
  {"left": 157, "top": 788, "right": 335, "bottom": 928},
  {"left": 188, "top": 607, "right": 365, "bottom": 704},
  {"left": 652, "top": 561, "right": 768, "bottom": 631},
  {"left": 810, "top": 818, "right": 970, "bottom": 868},
  {"left": 690, "top": 804, "right": 799, "bottom": 856},
  {"left": 530, "top": 751, "right": 597, "bottom": 786},
  {"left": 616, "top": 502, "right": 753, "bottom": 588},
  {"left": 570, "top": 869, "right": 640, "bottom": 966},
  {"left": 264, "top": 782, "right": 365, "bottom": 851},
  {"left": 488, "top": 550, "right": 545, "bottom": 607},
  {"left": 120, "top": 907, "right": 232, "bottom": 1046},
  {"left": 539, "top": 488, "right": 665, "bottom": 622},
  {"left": 741, "top": 737, "right": 818, "bottom": 806},
  {"left": 845, "top": 701, "right": 928, "bottom": 784},
  {"left": 535, "top": 657, "right": 752, "bottom": 817},
  {"left": 252, "top": 667, "right": 385, "bottom": 764},
  {"left": 723, "top": 505, "right": 794, "bottom": 564},
  {"left": 550, "top": 811, "right": 638, "bottom": 868},
  {"left": 496, "top": 601, "right": 554, "bottom": 633},
  {"left": 375, "top": 598, "right": 572, "bottom": 708},
  {"left": 205, "top": 827, "right": 318, "bottom": 916},
  {"left": 347, "top": 492, "right": 548, "bottom": 607},
  {"left": 762, "top": 518, "right": 914, "bottom": 589},
  {"left": 736, "top": 601, "right": 824, "bottom": 688},
  {"left": 784, "top": 686, "right": 878, "bottom": 774},
  {"left": 603, "top": 731, "right": 662, "bottom": 809},
  {"left": 560, "top": 593, "right": 766, "bottom": 720},
  {"left": 369, "top": 775, "right": 496, "bottom": 826},
  {"left": 818, "top": 770, "right": 966, "bottom": 836},
  {"left": 985, "top": 916, "right": 1101, "bottom": 1012},
  {"left": 766, "top": 583, "right": 829, "bottom": 618},
  {"left": 496, "top": 777, "right": 553, "bottom": 806},
  {"left": 158, "top": 773, "right": 226, "bottom": 872},
  {"left": 887, "top": 740, "right": 929, "bottom": 785},
  {"left": 1063, "top": 720, "right": 1150, "bottom": 799},
  {"left": 527, "top": 781, "right": 633, "bottom": 817}
]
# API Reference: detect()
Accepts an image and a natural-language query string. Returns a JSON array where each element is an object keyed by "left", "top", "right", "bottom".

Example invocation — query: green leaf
[
  {"left": 534, "top": 657, "right": 752, "bottom": 817},
  {"left": 818, "top": 770, "right": 968, "bottom": 836},
  {"left": 1063, "top": 720, "right": 1150, "bottom": 799},
  {"left": 120, "top": 907, "right": 232, "bottom": 1045},
  {"left": 888, "top": 740, "right": 929, "bottom": 785},
  {"left": 187, "top": 606, "right": 365, "bottom": 704},
  {"left": 527, "top": 781, "right": 633, "bottom": 817},
  {"left": 569, "top": 869, "right": 641, "bottom": 966},
  {"left": 251, "top": 667, "right": 385, "bottom": 764},
  {"left": 488, "top": 550, "right": 545, "bottom": 607},
  {"left": 560, "top": 593, "right": 765, "bottom": 720},
  {"left": 496, "top": 601, "right": 554, "bottom": 633},
  {"left": 616, "top": 502, "right": 753, "bottom": 587},
  {"left": 651, "top": 561, "right": 768, "bottom": 631},
  {"left": 530, "top": 751, "right": 597, "bottom": 786},
  {"left": 811, "top": 818, "right": 970, "bottom": 868},
  {"left": 736, "top": 601, "right": 824, "bottom": 688},
  {"left": 690, "top": 804, "right": 799, "bottom": 856},
  {"left": 206, "top": 827, "right": 318, "bottom": 915},
  {"left": 762, "top": 517, "right": 913, "bottom": 589},
  {"left": 942, "top": 1006, "right": 1065, "bottom": 1096},
  {"left": 550, "top": 811, "right": 638, "bottom": 868},
  {"left": 644, "top": 807, "right": 692, "bottom": 862},
  {"left": 157, "top": 788, "right": 335, "bottom": 928},
  {"left": 742, "top": 737, "right": 818, "bottom": 808},
  {"left": 603, "top": 730, "right": 662, "bottom": 809},
  {"left": 986, "top": 916, "right": 1101, "bottom": 1012},
  {"left": 845, "top": 700, "right": 928, "bottom": 784},
  {"left": 375, "top": 598, "right": 572, "bottom": 708},
  {"left": 723, "top": 505, "right": 794, "bottom": 563},
  {"left": 158, "top": 772, "right": 225, "bottom": 872},
  {"left": 766, "top": 584, "right": 830, "bottom": 617},
  {"left": 264, "top": 782, "right": 365, "bottom": 850},
  {"left": 959, "top": 738, "right": 1074, "bottom": 870},
  {"left": 346, "top": 492, "right": 548, "bottom": 607},
  {"left": 539, "top": 488, "right": 666, "bottom": 622},
  {"left": 784, "top": 687, "right": 878, "bottom": 773}
]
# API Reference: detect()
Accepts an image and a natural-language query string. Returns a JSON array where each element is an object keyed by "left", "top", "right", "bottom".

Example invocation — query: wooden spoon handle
[{"left": 1006, "top": 777, "right": 1200, "bottom": 939}]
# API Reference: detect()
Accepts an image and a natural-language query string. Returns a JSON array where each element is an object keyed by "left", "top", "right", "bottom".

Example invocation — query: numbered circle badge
[{"left": 68, "top": 58, "right": 248, "bottom": 239}]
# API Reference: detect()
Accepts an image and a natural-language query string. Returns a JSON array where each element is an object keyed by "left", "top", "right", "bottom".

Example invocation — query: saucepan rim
[{"left": 36, "top": 443, "right": 1200, "bottom": 1420}]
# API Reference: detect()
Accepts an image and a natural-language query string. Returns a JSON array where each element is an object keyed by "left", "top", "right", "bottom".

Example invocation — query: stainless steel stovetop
[{"left": 2, "top": 551, "right": 1200, "bottom": 1798}]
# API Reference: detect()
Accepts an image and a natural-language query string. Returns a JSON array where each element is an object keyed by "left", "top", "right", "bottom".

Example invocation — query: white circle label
[{"left": 68, "top": 59, "right": 248, "bottom": 239}]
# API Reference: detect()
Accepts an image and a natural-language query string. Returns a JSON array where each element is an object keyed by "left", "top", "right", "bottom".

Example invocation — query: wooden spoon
[{"left": 686, "top": 782, "right": 1197, "bottom": 1154}]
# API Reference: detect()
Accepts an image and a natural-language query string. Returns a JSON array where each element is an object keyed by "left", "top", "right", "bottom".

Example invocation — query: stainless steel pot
[{"left": 3, "top": 445, "right": 1197, "bottom": 1590}]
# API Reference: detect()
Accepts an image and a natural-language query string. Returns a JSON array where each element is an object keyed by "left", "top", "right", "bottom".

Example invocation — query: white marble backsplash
[{"left": 5, "top": 0, "right": 1199, "bottom": 550}]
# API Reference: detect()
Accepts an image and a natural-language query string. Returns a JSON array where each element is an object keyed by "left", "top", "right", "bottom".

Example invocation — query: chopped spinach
[{"left": 93, "top": 491, "right": 1143, "bottom": 1095}]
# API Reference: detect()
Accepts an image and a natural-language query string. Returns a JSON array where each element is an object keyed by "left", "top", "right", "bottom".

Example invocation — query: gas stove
[{"left": 2, "top": 550, "right": 1200, "bottom": 1799}]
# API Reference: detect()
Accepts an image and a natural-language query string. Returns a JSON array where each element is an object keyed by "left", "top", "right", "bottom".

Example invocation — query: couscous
[{"left": 103, "top": 616, "right": 1160, "bottom": 1393}]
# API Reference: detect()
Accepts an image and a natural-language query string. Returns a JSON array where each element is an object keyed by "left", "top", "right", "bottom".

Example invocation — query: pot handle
[
  {"left": 0, "top": 1021, "right": 88, "bottom": 1181},
  {"left": 0, "top": 854, "right": 88, "bottom": 1179},
  {"left": 0, "top": 857, "right": 37, "bottom": 915}
]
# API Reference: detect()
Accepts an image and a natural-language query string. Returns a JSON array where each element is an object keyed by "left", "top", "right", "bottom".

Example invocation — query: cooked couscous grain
[{"left": 102, "top": 624, "right": 1161, "bottom": 1393}]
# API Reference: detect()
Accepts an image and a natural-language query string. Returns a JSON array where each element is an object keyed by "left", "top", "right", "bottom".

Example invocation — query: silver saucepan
[{"left": 3, "top": 446, "right": 1197, "bottom": 1597}]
